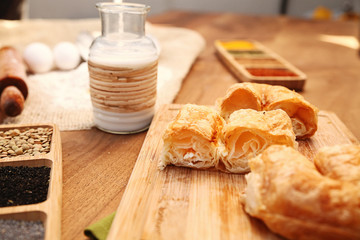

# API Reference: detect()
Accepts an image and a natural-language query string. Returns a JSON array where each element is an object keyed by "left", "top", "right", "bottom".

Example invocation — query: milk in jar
[{"left": 88, "top": 3, "right": 158, "bottom": 133}]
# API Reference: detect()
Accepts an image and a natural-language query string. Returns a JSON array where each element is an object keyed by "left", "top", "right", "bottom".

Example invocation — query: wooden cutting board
[{"left": 107, "top": 104, "right": 358, "bottom": 240}]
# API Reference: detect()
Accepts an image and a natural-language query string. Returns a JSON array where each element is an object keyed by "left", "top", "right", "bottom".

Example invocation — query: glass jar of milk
[{"left": 88, "top": 2, "right": 158, "bottom": 134}]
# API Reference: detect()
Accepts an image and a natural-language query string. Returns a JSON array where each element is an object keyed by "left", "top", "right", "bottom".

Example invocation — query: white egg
[
  {"left": 53, "top": 42, "right": 81, "bottom": 70},
  {"left": 23, "top": 42, "right": 54, "bottom": 73}
]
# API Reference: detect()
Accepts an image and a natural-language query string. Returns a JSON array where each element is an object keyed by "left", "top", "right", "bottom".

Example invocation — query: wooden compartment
[
  {"left": 107, "top": 104, "right": 358, "bottom": 240},
  {"left": 215, "top": 40, "right": 306, "bottom": 91},
  {"left": 0, "top": 211, "right": 47, "bottom": 239},
  {"left": 0, "top": 124, "right": 62, "bottom": 240}
]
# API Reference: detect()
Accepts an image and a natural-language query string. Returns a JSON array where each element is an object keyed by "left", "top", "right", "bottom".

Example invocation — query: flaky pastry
[
  {"left": 263, "top": 84, "right": 318, "bottom": 139},
  {"left": 159, "top": 104, "right": 225, "bottom": 170},
  {"left": 217, "top": 83, "right": 319, "bottom": 139},
  {"left": 216, "top": 82, "right": 263, "bottom": 120},
  {"left": 244, "top": 145, "right": 360, "bottom": 240},
  {"left": 314, "top": 144, "right": 360, "bottom": 185},
  {"left": 159, "top": 105, "right": 298, "bottom": 173},
  {"left": 219, "top": 109, "right": 297, "bottom": 173}
]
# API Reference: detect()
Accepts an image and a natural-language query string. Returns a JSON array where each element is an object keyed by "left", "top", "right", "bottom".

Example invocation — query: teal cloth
[{"left": 84, "top": 212, "right": 116, "bottom": 240}]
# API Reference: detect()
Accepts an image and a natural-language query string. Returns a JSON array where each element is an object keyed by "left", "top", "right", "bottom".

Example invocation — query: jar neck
[{"left": 97, "top": 3, "right": 149, "bottom": 38}]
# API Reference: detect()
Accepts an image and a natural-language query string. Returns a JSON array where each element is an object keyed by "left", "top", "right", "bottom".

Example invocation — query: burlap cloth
[{"left": 0, "top": 19, "right": 205, "bottom": 130}]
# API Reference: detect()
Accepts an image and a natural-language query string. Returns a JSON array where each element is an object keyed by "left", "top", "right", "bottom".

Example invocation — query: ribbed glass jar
[{"left": 88, "top": 2, "right": 158, "bottom": 134}]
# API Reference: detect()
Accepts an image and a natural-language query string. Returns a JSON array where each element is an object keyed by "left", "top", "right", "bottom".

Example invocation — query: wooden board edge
[
  {"left": 45, "top": 123, "right": 62, "bottom": 240},
  {"left": 318, "top": 111, "right": 359, "bottom": 144},
  {"left": 106, "top": 106, "right": 169, "bottom": 239}
]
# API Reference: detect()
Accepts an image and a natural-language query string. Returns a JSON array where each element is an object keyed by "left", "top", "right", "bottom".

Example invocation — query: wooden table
[{"left": 57, "top": 12, "right": 360, "bottom": 239}]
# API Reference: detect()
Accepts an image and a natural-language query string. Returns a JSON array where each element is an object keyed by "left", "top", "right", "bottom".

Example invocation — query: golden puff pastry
[
  {"left": 217, "top": 83, "right": 319, "bottom": 139},
  {"left": 314, "top": 144, "right": 360, "bottom": 185},
  {"left": 159, "top": 104, "right": 225, "bottom": 170},
  {"left": 216, "top": 82, "right": 263, "bottom": 120},
  {"left": 263, "top": 84, "right": 318, "bottom": 139},
  {"left": 219, "top": 109, "right": 297, "bottom": 173},
  {"left": 244, "top": 145, "right": 360, "bottom": 240}
]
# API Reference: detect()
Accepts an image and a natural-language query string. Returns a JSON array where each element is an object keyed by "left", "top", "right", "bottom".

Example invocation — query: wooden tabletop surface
[{"left": 58, "top": 11, "right": 360, "bottom": 239}]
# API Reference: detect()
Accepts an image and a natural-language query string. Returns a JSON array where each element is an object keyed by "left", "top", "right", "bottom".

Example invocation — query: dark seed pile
[
  {"left": 0, "top": 166, "right": 51, "bottom": 207},
  {"left": 0, "top": 219, "right": 44, "bottom": 240}
]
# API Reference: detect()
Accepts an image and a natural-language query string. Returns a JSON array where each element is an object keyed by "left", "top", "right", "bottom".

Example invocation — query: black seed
[{"left": 0, "top": 166, "right": 51, "bottom": 207}]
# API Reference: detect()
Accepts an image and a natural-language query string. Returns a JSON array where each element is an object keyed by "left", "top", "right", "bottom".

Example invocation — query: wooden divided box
[
  {"left": 0, "top": 124, "right": 61, "bottom": 240},
  {"left": 215, "top": 40, "right": 306, "bottom": 91}
]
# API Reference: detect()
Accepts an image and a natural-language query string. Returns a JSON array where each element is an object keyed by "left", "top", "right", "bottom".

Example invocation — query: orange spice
[{"left": 246, "top": 68, "right": 298, "bottom": 77}]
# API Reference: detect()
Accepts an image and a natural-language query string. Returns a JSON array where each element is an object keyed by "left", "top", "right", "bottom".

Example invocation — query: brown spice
[{"left": 0, "top": 127, "right": 52, "bottom": 159}]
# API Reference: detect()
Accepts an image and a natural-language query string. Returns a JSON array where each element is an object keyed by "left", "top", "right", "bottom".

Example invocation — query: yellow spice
[{"left": 220, "top": 40, "right": 256, "bottom": 50}]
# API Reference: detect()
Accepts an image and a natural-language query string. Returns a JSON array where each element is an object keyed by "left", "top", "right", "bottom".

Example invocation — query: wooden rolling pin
[{"left": 0, "top": 46, "right": 28, "bottom": 117}]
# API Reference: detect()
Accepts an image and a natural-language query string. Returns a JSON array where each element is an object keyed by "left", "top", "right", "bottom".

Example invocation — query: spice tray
[
  {"left": 215, "top": 40, "right": 306, "bottom": 91},
  {"left": 0, "top": 124, "right": 61, "bottom": 240}
]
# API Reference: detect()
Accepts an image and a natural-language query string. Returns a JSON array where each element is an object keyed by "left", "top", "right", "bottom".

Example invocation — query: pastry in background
[
  {"left": 243, "top": 145, "right": 360, "bottom": 240},
  {"left": 217, "top": 82, "right": 318, "bottom": 139},
  {"left": 159, "top": 104, "right": 225, "bottom": 170},
  {"left": 263, "top": 84, "right": 318, "bottom": 139},
  {"left": 219, "top": 109, "right": 297, "bottom": 173},
  {"left": 314, "top": 144, "right": 360, "bottom": 185},
  {"left": 216, "top": 82, "right": 263, "bottom": 120}
]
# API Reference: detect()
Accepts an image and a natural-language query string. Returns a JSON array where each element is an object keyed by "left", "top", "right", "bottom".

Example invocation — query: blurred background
[{"left": 1, "top": 0, "right": 360, "bottom": 20}]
